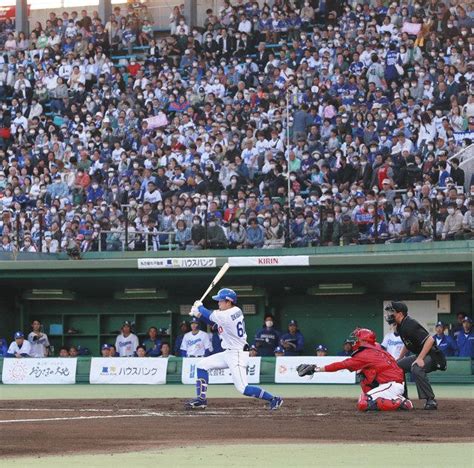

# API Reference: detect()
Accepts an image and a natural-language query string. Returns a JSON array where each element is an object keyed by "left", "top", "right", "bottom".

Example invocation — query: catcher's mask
[
  {"left": 351, "top": 328, "right": 376, "bottom": 351},
  {"left": 384, "top": 301, "right": 408, "bottom": 325}
]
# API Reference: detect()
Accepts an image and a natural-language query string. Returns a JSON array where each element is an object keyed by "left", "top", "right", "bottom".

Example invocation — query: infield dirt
[{"left": 1, "top": 398, "right": 472, "bottom": 458}]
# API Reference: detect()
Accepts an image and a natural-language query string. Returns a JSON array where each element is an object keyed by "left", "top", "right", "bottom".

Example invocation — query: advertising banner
[
  {"left": 275, "top": 356, "right": 356, "bottom": 384},
  {"left": 138, "top": 257, "right": 217, "bottom": 269},
  {"left": 228, "top": 256, "right": 309, "bottom": 267},
  {"left": 89, "top": 357, "right": 168, "bottom": 384},
  {"left": 1, "top": 358, "right": 77, "bottom": 384},
  {"left": 181, "top": 357, "right": 261, "bottom": 384}
]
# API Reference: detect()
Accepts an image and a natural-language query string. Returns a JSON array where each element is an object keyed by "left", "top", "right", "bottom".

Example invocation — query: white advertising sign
[
  {"left": 228, "top": 256, "right": 309, "bottom": 267},
  {"left": 275, "top": 356, "right": 356, "bottom": 384},
  {"left": 89, "top": 357, "right": 168, "bottom": 384},
  {"left": 1, "top": 358, "right": 77, "bottom": 384},
  {"left": 138, "top": 258, "right": 217, "bottom": 269},
  {"left": 181, "top": 357, "right": 261, "bottom": 384}
]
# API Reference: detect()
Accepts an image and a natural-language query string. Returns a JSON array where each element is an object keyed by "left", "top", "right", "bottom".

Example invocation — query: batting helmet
[
  {"left": 351, "top": 328, "right": 376, "bottom": 351},
  {"left": 212, "top": 288, "right": 237, "bottom": 304}
]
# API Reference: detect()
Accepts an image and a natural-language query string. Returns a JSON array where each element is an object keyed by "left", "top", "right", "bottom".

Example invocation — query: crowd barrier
[{"left": 0, "top": 357, "right": 472, "bottom": 385}]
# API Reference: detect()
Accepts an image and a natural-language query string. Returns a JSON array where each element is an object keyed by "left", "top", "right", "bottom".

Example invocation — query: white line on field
[
  {"left": 0, "top": 408, "right": 114, "bottom": 412},
  {"left": 0, "top": 414, "right": 155, "bottom": 423}
]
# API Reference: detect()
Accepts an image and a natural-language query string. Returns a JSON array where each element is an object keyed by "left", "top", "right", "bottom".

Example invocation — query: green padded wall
[{"left": 273, "top": 295, "right": 383, "bottom": 355}]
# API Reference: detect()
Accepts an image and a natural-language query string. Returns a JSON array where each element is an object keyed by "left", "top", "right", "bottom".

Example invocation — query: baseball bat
[{"left": 199, "top": 262, "right": 230, "bottom": 303}]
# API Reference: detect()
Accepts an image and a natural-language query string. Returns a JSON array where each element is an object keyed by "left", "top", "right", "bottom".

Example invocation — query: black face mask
[{"left": 384, "top": 304, "right": 397, "bottom": 325}]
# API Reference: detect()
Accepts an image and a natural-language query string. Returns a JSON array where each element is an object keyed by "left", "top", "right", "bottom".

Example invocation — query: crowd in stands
[
  {"left": 0, "top": 1, "right": 471, "bottom": 253},
  {"left": 2, "top": 313, "right": 473, "bottom": 358}
]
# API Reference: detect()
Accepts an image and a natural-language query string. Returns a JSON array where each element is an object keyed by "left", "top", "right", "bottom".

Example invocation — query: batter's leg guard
[
  {"left": 243, "top": 385, "right": 273, "bottom": 402},
  {"left": 196, "top": 368, "right": 209, "bottom": 400}
]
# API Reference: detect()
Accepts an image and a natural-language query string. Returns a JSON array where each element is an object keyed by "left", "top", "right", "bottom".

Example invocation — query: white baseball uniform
[
  {"left": 381, "top": 332, "right": 404, "bottom": 359},
  {"left": 7, "top": 340, "right": 32, "bottom": 356},
  {"left": 180, "top": 330, "right": 211, "bottom": 357},
  {"left": 366, "top": 381, "right": 405, "bottom": 401},
  {"left": 115, "top": 333, "right": 139, "bottom": 357},
  {"left": 197, "top": 306, "right": 249, "bottom": 393},
  {"left": 28, "top": 332, "right": 50, "bottom": 358}
]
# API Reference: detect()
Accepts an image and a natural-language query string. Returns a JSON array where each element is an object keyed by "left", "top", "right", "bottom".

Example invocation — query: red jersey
[{"left": 324, "top": 343, "right": 404, "bottom": 393}]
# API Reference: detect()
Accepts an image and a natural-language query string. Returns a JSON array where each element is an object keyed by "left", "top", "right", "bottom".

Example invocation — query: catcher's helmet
[
  {"left": 351, "top": 328, "right": 376, "bottom": 350},
  {"left": 212, "top": 288, "right": 237, "bottom": 304}
]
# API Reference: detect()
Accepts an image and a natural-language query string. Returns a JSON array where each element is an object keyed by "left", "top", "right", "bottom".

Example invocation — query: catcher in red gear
[{"left": 297, "top": 328, "right": 413, "bottom": 411}]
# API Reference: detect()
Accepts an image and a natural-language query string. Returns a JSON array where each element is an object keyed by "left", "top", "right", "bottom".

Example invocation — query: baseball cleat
[
  {"left": 423, "top": 398, "right": 438, "bottom": 410},
  {"left": 399, "top": 399, "right": 414, "bottom": 410},
  {"left": 184, "top": 398, "right": 208, "bottom": 410},
  {"left": 269, "top": 396, "right": 283, "bottom": 410}
]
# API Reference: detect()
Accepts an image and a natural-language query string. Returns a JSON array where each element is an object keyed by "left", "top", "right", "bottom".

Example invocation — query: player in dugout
[{"left": 297, "top": 328, "right": 414, "bottom": 411}]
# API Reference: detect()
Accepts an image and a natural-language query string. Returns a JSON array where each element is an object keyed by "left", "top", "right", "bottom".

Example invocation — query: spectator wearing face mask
[
  {"left": 206, "top": 216, "right": 228, "bottom": 249},
  {"left": 263, "top": 215, "right": 285, "bottom": 249},
  {"left": 333, "top": 214, "right": 359, "bottom": 246},
  {"left": 254, "top": 314, "right": 281, "bottom": 357},
  {"left": 442, "top": 203, "right": 464, "bottom": 240},
  {"left": 226, "top": 219, "right": 247, "bottom": 249},
  {"left": 245, "top": 217, "right": 264, "bottom": 248},
  {"left": 396, "top": 206, "right": 421, "bottom": 243}
]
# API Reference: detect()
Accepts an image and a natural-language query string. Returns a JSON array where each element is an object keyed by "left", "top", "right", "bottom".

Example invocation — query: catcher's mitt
[{"left": 296, "top": 363, "right": 316, "bottom": 377}]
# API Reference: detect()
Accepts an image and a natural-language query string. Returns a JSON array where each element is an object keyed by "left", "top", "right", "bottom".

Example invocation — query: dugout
[{"left": 0, "top": 241, "right": 472, "bottom": 357}]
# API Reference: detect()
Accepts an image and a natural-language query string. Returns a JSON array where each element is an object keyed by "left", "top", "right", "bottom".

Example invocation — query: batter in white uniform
[{"left": 186, "top": 288, "right": 282, "bottom": 410}]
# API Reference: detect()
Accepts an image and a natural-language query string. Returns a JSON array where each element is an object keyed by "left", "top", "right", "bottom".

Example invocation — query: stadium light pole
[{"left": 285, "top": 86, "right": 291, "bottom": 247}]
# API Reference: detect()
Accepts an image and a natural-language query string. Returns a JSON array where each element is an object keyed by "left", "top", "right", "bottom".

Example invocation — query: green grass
[
  {"left": 6, "top": 443, "right": 474, "bottom": 467},
  {"left": 0, "top": 383, "right": 472, "bottom": 400}
]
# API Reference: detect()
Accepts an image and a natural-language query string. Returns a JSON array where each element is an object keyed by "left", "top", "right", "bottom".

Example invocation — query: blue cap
[
  {"left": 190, "top": 317, "right": 200, "bottom": 323},
  {"left": 212, "top": 288, "right": 237, "bottom": 304},
  {"left": 101, "top": 343, "right": 111, "bottom": 350},
  {"left": 355, "top": 191, "right": 365, "bottom": 198},
  {"left": 288, "top": 320, "right": 298, "bottom": 326},
  {"left": 463, "top": 316, "right": 473, "bottom": 324},
  {"left": 315, "top": 344, "right": 328, "bottom": 352},
  {"left": 250, "top": 344, "right": 257, "bottom": 351},
  {"left": 435, "top": 321, "right": 445, "bottom": 327},
  {"left": 14, "top": 331, "right": 24, "bottom": 339},
  {"left": 274, "top": 346, "right": 285, "bottom": 353}
]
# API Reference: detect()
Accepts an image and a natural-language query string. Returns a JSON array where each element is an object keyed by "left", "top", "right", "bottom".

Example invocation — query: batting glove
[
  {"left": 193, "top": 300, "right": 203, "bottom": 308},
  {"left": 189, "top": 306, "right": 200, "bottom": 317}
]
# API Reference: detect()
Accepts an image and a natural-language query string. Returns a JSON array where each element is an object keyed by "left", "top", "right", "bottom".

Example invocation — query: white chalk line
[
  {"left": 0, "top": 410, "right": 330, "bottom": 423},
  {"left": 0, "top": 413, "right": 156, "bottom": 423},
  {"left": 0, "top": 408, "right": 114, "bottom": 412}
]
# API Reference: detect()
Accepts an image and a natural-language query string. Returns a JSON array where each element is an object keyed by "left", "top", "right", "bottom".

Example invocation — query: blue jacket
[
  {"left": 456, "top": 331, "right": 474, "bottom": 358},
  {"left": 279, "top": 331, "right": 304, "bottom": 356},
  {"left": 174, "top": 334, "right": 184, "bottom": 356},
  {"left": 246, "top": 225, "right": 264, "bottom": 247},
  {"left": 0, "top": 338, "right": 7, "bottom": 356},
  {"left": 254, "top": 326, "right": 281, "bottom": 356},
  {"left": 433, "top": 333, "right": 458, "bottom": 357},
  {"left": 210, "top": 331, "right": 223, "bottom": 354},
  {"left": 143, "top": 337, "right": 162, "bottom": 357}
]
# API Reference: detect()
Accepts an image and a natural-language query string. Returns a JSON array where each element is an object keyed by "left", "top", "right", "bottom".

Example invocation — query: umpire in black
[{"left": 384, "top": 301, "right": 446, "bottom": 410}]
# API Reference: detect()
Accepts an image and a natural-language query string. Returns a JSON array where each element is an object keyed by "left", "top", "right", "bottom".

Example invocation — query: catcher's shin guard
[
  {"left": 375, "top": 398, "right": 406, "bottom": 411},
  {"left": 357, "top": 393, "right": 370, "bottom": 411},
  {"left": 358, "top": 394, "right": 403, "bottom": 411}
]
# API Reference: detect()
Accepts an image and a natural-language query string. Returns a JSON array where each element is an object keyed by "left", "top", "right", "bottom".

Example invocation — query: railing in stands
[{"left": 448, "top": 143, "right": 474, "bottom": 191}]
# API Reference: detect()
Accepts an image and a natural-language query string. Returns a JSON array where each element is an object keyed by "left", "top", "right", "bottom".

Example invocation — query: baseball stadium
[{"left": 0, "top": 0, "right": 473, "bottom": 466}]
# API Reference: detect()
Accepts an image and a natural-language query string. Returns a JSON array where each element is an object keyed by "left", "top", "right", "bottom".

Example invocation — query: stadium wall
[{"left": 0, "top": 242, "right": 472, "bottom": 355}]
